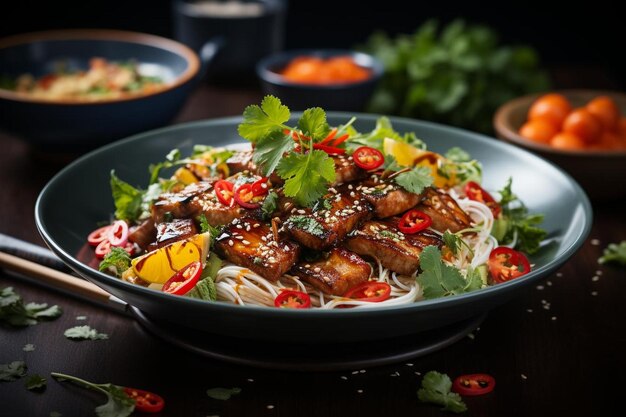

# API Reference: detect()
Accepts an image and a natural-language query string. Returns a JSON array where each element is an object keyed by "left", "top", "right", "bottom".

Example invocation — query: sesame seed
[
  {"left": 284, "top": 245, "right": 290, "bottom": 251},
  {"left": 242, "top": 240, "right": 250, "bottom": 245},
  {"left": 556, "top": 272, "right": 563, "bottom": 277},
  {"left": 592, "top": 275, "right": 600, "bottom": 282},
  {"left": 357, "top": 389, "right": 363, "bottom": 394},
  {"left": 350, "top": 191, "right": 356, "bottom": 197},
  {"left": 348, "top": 184, "right": 353, "bottom": 190},
  {"left": 551, "top": 316, "right": 557, "bottom": 321},
  {"left": 340, "top": 376, "right": 348, "bottom": 380},
  {"left": 248, "top": 378, "right": 254, "bottom": 382},
  {"left": 233, "top": 218, "right": 239, "bottom": 224},
  {"left": 228, "top": 240, "right": 234, "bottom": 246},
  {"left": 297, "top": 209, "right": 306, "bottom": 214},
  {"left": 236, "top": 224, "right": 243, "bottom": 229},
  {"left": 521, "top": 374, "right": 528, "bottom": 380},
  {"left": 305, "top": 264, "right": 311, "bottom": 268},
  {"left": 268, "top": 257, "right": 276, "bottom": 262},
  {"left": 590, "top": 239, "right": 600, "bottom": 245},
  {"left": 405, "top": 363, "right": 413, "bottom": 367},
  {"left": 246, "top": 225, "right": 251, "bottom": 231},
  {"left": 351, "top": 371, "right": 359, "bottom": 375},
  {"left": 313, "top": 267, "right": 321, "bottom": 273},
  {"left": 261, "top": 236, "right": 267, "bottom": 241},
  {"left": 536, "top": 285, "right": 544, "bottom": 290},
  {"left": 527, "top": 309, "right": 533, "bottom": 313},
  {"left": 546, "top": 280, "right": 552, "bottom": 286},
  {"left": 359, "top": 370, "right": 366, "bottom": 373},
  {"left": 591, "top": 291, "right": 598, "bottom": 296},
  {"left": 596, "top": 270, "right": 603, "bottom": 275},
  {"left": 235, "top": 235, "right": 244, "bottom": 240},
  {"left": 253, "top": 223, "right": 260, "bottom": 228},
  {"left": 267, "top": 405, "right": 274, "bottom": 410}
]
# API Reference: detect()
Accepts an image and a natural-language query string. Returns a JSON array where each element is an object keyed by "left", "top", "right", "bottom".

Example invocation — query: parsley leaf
[
  {"left": 416, "top": 246, "right": 481, "bottom": 299},
  {"left": 252, "top": 130, "right": 294, "bottom": 176},
  {"left": 25, "top": 374, "right": 47, "bottom": 391},
  {"left": 443, "top": 231, "right": 461, "bottom": 256},
  {"left": 197, "top": 214, "right": 210, "bottom": 234},
  {"left": 394, "top": 166, "right": 434, "bottom": 194},
  {"left": 445, "top": 147, "right": 471, "bottom": 162},
  {"left": 51, "top": 372, "right": 135, "bottom": 417},
  {"left": 599, "top": 241, "right": 626, "bottom": 266},
  {"left": 417, "top": 371, "right": 467, "bottom": 413},
  {"left": 297, "top": 107, "right": 330, "bottom": 140},
  {"left": 238, "top": 95, "right": 290, "bottom": 143},
  {"left": 206, "top": 387, "right": 242, "bottom": 400},
  {"left": 110, "top": 171, "right": 143, "bottom": 222},
  {"left": 64, "top": 325, "right": 109, "bottom": 341},
  {"left": 277, "top": 150, "right": 336, "bottom": 206},
  {"left": 0, "top": 361, "right": 27, "bottom": 382},
  {"left": 0, "top": 287, "right": 62, "bottom": 327},
  {"left": 261, "top": 190, "right": 279, "bottom": 219},
  {"left": 98, "top": 248, "right": 131, "bottom": 277}
]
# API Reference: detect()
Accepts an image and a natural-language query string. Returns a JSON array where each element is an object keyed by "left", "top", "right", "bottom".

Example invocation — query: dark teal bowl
[
  {"left": 256, "top": 49, "right": 384, "bottom": 111},
  {"left": 0, "top": 30, "right": 202, "bottom": 150},
  {"left": 35, "top": 114, "right": 592, "bottom": 344}
]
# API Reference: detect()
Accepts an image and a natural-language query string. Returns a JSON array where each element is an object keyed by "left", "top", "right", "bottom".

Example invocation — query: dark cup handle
[{"left": 196, "top": 36, "right": 225, "bottom": 82}]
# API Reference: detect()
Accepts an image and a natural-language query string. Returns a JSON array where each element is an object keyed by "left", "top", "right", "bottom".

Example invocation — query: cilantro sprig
[
  {"left": 0, "top": 287, "right": 62, "bottom": 327},
  {"left": 416, "top": 246, "right": 482, "bottom": 299},
  {"left": 598, "top": 241, "right": 626, "bottom": 266},
  {"left": 417, "top": 371, "right": 467, "bottom": 413}
]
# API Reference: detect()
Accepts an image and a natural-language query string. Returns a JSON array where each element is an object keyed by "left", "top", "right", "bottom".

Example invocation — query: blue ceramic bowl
[
  {"left": 256, "top": 49, "right": 384, "bottom": 111},
  {"left": 0, "top": 30, "right": 206, "bottom": 150}
]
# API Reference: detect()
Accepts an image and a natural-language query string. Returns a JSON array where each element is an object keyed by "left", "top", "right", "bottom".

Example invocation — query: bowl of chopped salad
[
  {"left": 35, "top": 96, "right": 592, "bottom": 347},
  {"left": 0, "top": 29, "right": 215, "bottom": 149}
]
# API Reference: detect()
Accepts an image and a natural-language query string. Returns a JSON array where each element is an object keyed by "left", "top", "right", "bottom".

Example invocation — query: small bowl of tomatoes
[
  {"left": 256, "top": 49, "right": 384, "bottom": 111},
  {"left": 493, "top": 90, "right": 626, "bottom": 199}
]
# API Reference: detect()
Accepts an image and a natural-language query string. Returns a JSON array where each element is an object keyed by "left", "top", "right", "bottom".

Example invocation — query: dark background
[{"left": 2, "top": 0, "right": 624, "bottom": 87}]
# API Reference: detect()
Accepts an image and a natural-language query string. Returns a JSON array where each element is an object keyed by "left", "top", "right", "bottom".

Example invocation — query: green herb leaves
[
  {"left": 64, "top": 326, "right": 109, "bottom": 341},
  {"left": 206, "top": 387, "right": 241, "bottom": 400},
  {"left": 252, "top": 130, "right": 294, "bottom": 176},
  {"left": 416, "top": 246, "right": 482, "bottom": 299},
  {"left": 417, "top": 371, "right": 467, "bottom": 413},
  {"left": 394, "top": 166, "right": 434, "bottom": 195},
  {"left": 0, "top": 361, "right": 27, "bottom": 382},
  {"left": 297, "top": 107, "right": 330, "bottom": 140},
  {"left": 599, "top": 241, "right": 626, "bottom": 265},
  {"left": 238, "top": 95, "right": 290, "bottom": 143},
  {"left": 98, "top": 247, "right": 131, "bottom": 277},
  {"left": 278, "top": 150, "right": 336, "bottom": 206},
  {"left": 110, "top": 171, "right": 144, "bottom": 222},
  {"left": 25, "top": 374, "right": 47, "bottom": 391},
  {"left": 0, "top": 287, "right": 62, "bottom": 327}
]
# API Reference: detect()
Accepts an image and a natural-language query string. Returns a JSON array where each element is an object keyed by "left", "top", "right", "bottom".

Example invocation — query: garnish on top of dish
[
  {"left": 0, "top": 57, "right": 165, "bottom": 101},
  {"left": 88, "top": 96, "right": 547, "bottom": 309},
  {"left": 278, "top": 56, "right": 372, "bottom": 85}
]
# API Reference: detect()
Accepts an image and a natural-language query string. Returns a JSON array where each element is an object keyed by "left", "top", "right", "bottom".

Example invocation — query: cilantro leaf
[
  {"left": 110, "top": 171, "right": 143, "bottom": 222},
  {"left": 25, "top": 374, "right": 47, "bottom": 391},
  {"left": 98, "top": 247, "right": 131, "bottom": 277},
  {"left": 64, "top": 326, "right": 109, "bottom": 341},
  {"left": 197, "top": 214, "right": 210, "bottom": 233},
  {"left": 417, "top": 371, "right": 467, "bottom": 413},
  {"left": 261, "top": 190, "right": 279, "bottom": 219},
  {"left": 148, "top": 148, "right": 181, "bottom": 184},
  {"left": 443, "top": 231, "right": 461, "bottom": 256},
  {"left": 0, "top": 361, "right": 27, "bottom": 382},
  {"left": 347, "top": 116, "right": 426, "bottom": 151},
  {"left": 285, "top": 215, "right": 326, "bottom": 237},
  {"left": 297, "top": 107, "right": 330, "bottom": 141},
  {"left": 252, "top": 130, "right": 295, "bottom": 176},
  {"left": 599, "top": 241, "right": 626, "bottom": 265},
  {"left": 206, "top": 387, "right": 241, "bottom": 400},
  {"left": 394, "top": 166, "right": 434, "bottom": 194},
  {"left": 276, "top": 150, "right": 335, "bottom": 206},
  {"left": 0, "top": 287, "right": 62, "bottom": 326},
  {"left": 417, "top": 246, "right": 480, "bottom": 299},
  {"left": 51, "top": 373, "right": 135, "bottom": 417},
  {"left": 238, "top": 95, "right": 290, "bottom": 143},
  {"left": 445, "top": 147, "right": 471, "bottom": 162},
  {"left": 23, "top": 344, "right": 35, "bottom": 352}
]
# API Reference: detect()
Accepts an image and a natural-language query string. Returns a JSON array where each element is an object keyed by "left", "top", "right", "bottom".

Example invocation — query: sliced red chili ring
[
  {"left": 313, "top": 143, "right": 346, "bottom": 155},
  {"left": 464, "top": 181, "right": 501, "bottom": 218},
  {"left": 398, "top": 210, "right": 432, "bottom": 234},
  {"left": 95, "top": 240, "right": 134, "bottom": 259},
  {"left": 353, "top": 146, "right": 385, "bottom": 171},
  {"left": 345, "top": 281, "right": 391, "bottom": 302},
  {"left": 107, "top": 220, "right": 129, "bottom": 247},
  {"left": 214, "top": 180, "right": 235, "bottom": 206},
  {"left": 162, "top": 261, "right": 203, "bottom": 296},
  {"left": 123, "top": 387, "right": 165, "bottom": 413},
  {"left": 250, "top": 177, "right": 269, "bottom": 197},
  {"left": 488, "top": 246, "right": 531, "bottom": 283},
  {"left": 452, "top": 374, "right": 496, "bottom": 396},
  {"left": 233, "top": 184, "right": 261, "bottom": 209},
  {"left": 87, "top": 225, "right": 113, "bottom": 246},
  {"left": 274, "top": 290, "right": 311, "bottom": 308}
]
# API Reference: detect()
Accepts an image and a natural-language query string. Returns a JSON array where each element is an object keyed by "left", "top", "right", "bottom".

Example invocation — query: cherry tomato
[
  {"left": 488, "top": 247, "right": 531, "bottom": 283},
  {"left": 274, "top": 290, "right": 311, "bottom": 308},
  {"left": 398, "top": 210, "right": 432, "bottom": 234},
  {"left": 281, "top": 57, "right": 324, "bottom": 84},
  {"left": 250, "top": 177, "right": 269, "bottom": 196},
  {"left": 452, "top": 374, "right": 496, "bottom": 396},
  {"left": 233, "top": 184, "right": 261, "bottom": 209},
  {"left": 344, "top": 281, "right": 391, "bottom": 302},
  {"left": 594, "top": 130, "right": 622, "bottom": 150},
  {"left": 563, "top": 108, "right": 602, "bottom": 143},
  {"left": 94, "top": 240, "right": 134, "bottom": 259},
  {"left": 353, "top": 146, "right": 385, "bottom": 170},
  {"left": 123, "top": 387, "right": 165, "bottom": 413},
  {"left": 107, "top": 220, "right": 129, "bottom": 247},
  {"left": 87, "top": 225, "right": 113, "bottom": 246},
  {"left": 528, "top": 93, "right": 571, "bottom": 128},
  {"left": 518, "top": 119, "right": 558, "bottom": 143},
  {"left": 313, "top": 143, "right": 346, "bottom": 155},
  {"left": 464, "top": 181, "right": 501, "bottom": 218},
  {"left": 586, "top": 96, "right": 620, "bottom": 131},
  {"left": 549, "top": 132, "right": 586, "bottom": 150},
  {"left": 214, "top": 180, "right": 234, "bottom": 206},
  {"left": 162, "top": 261, "right": 203, "bottom": 296}
]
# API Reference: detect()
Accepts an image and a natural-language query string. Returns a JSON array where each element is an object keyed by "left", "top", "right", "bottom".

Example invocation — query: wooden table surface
[{"left": 1, "top": 83, "right": 624, "bottom": 417}]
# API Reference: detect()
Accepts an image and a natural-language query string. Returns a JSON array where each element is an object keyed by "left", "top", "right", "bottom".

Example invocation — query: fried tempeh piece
[
  {"left": 128, "top": 219, "right": 157, "bottom": 250},
  {"left": 332, "top": 154, "right": 367, "bottom": 185},
  {"left": 358, "top": 176, "right": 424, "bottom": 218},
  {"left": 214, "top": 217, "right": 300, "bottom": 282},
  {"left": 345, "top": 218, "right": 443, "bottom": 275},
  {"left": 148, "top": 218, "right": 198, "bottom": 251},
  {"left": 284, "top": 185, "right": 372, "bottom": 250},
  {"left": 226, "top": 150, "right": 256, "bottom": 175},
  {"left": 291, "top": 248, "right": 371, "bottom": 296},
  {"left": 415, "top": 188, "right": 472, "bottom": 233}
]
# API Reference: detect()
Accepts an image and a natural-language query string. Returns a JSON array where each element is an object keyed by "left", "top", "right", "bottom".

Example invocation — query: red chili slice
[
  {"left": 319, "top": 127, "right": 338, "bottom": 145},
  {"left": 331, "top": 133, "right": 350, "bottom": 147},
  {"left": 313, "top": 143, "right": 346, "bottom": 155},
  {"left": 353, "top": 146, "right": 384, "bottom": 171},
  {"left": 107, "top": 220, "right": 129, "bottom": 247},
  {"left": 162, "top": 261, "right": 203, "bottom": 296},
  {"left": 488, "top": 246, "right": 531, "bottom": 283},
  {"left": 123, "top": 387, "right": 165, "bottom": 413},
  {"left": 274, "top": 290, "right": 311, "bottom": 309},
  {"left": 94, "top": 240, "right": 134, "bottom": 259},
  {"left": 398, "top": 210, "right": 432, "bottom": 234},
  {"left": 452, "top": 374, "right": 496, "bottom": 396},
  {"left": 344, "top": 281, "right": 391, "bottom": 302},
  {"left": 250, "top": 177, "right": 269, "bottom": 197},
  {"left": 464, "top": 181, "right": 501, "bottom": 218},
  {"left": 214, "top": 180, "right": 235, "bottom": 206},
  {"left": 233, "top": 184, "right": 261, "bottom": 209},
  {"left": 87, "top": 225, "right": 113, "bottom": 246}
]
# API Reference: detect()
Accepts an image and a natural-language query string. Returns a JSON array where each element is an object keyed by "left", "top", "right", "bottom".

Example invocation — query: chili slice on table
[
  {"left": 398, "top": 210, "right": 432, "bottom": 234},
  {"left": 107, "top": 220, "right": 129, "bottom": 247},
  {"left": 162, "top": 261, "right": 203, "bottom": 295},
  {"left": 123, "top": 387, "right": 165, "bottom": 413},
  {"left": 345, "top": 281, "right": 391, "bottom": 302},
  {"left": 274, "top": 290, "right": 311, "bottom": 309},
  {"left": 452, "top": 374, "right": 496, "bottom": 396},
  {"left": 488, "top": 246, "right": 531, "bottom": 283},
  {"left": 353, "top": 146, "right": 384, "bottom": 170},
  {"left": 464, "top": 181, "right": 501, "bottom": 218},
  {"left": 214, "top": 180, "right": 235, "bottom": 206},
  {"left": 233, "top": 184, "right": 261, "bottom": 209},
  {"left": 87, "top": 225, "right": 112, "bottom": 246}
]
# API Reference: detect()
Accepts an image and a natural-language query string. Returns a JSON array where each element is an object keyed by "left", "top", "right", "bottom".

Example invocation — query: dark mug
[{"left": 172, "top": 0, "right": 287, "bottom": 83}]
